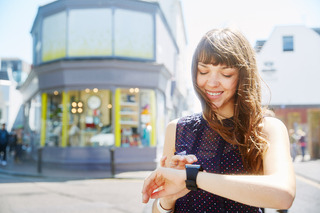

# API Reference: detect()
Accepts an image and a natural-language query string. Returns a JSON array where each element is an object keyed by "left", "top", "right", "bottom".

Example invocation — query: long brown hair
[{"left": 192, "top": 28, "right": 269, "bottom": 174}]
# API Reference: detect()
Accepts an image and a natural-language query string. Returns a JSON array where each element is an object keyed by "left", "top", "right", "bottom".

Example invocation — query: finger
[
  {"left": 160, "top": 156, "right": 167, "bottom": 167},
  {"left": 151, "top": 188, "right": 169, "bottom": 199},
  {"left": 177, "top": 158, "right": 187, "bottom": 169},
  {"left": 186, "top": 155, "right": 198, "bottom": 163},
  {"left": 142, "top": 193, "right": 150, "bottom": 203},
  {"left": 142, "top": 180, "right": 161, "bottom": 203},
  {"left": 170, "top": 155, "right": 181, "bottom": 166},
  {"left": 142, "top": 171, "right": 160, "bottom": 203},
  {"left": 171, "top": 155, "right": 197, "bottom": 166}
]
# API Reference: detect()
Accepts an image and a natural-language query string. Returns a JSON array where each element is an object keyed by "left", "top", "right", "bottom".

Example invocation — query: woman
[{"left": 141, "top": 28, "right": 295, "bottom": 212}]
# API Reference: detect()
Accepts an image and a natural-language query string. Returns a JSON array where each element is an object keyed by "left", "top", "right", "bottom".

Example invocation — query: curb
[{"left": 0, "top": 167, "right": 150, "bottom": 180}]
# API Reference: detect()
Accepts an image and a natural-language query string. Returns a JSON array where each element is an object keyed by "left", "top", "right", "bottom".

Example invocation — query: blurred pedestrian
[
  {"left": 298, "top": 133, "right": 306, "bottom": 161},
  {"left": 9, "top": 128, "right": 18, "bottom": 156},
  {"left": 14, "top": 128, "right": 24, "bottom": 163},
  {"left": 289, "top": 129, "right": 298, "bottom": 162},
  {"left": 142, "top": 28, "right": 295, "bottom": 212},
  {"left": 0, "top": 123, "right": 10, "bottom": 166}
]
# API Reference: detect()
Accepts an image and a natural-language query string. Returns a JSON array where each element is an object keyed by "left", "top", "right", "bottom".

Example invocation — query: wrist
[
  {"left": 161, "top": 197, "right": 175, "bottom": 208},
  {"left": 157, "top": 198, "right": 173, "bottom": 213}
]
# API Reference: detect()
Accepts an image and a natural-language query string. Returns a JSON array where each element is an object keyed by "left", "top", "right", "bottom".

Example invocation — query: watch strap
[{"left": 185, "top": 164, "right": 203, "bottom": 191}]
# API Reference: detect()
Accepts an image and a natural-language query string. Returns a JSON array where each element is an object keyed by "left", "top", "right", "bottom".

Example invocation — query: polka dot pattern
[{"left": 174, "top": 113, "right": 262, "bottom": 213}]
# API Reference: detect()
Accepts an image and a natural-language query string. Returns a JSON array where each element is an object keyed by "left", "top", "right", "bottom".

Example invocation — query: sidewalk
[
  {"left": 1, "top": 154, "right": 319, "bottom": 213},
  {"left": 1, "top": 154, "right": 319, "bottom": 181},
  {"left": 293, "top": 155, "right": 320, "bottom": 184},
  {"left": 0, "top": 155, "right": 152, "bottom": 180}
]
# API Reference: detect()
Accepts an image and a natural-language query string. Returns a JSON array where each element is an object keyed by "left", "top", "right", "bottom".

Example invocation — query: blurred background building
[
  {"left": 16, "top": 0, "right": 189, "bottom": 170},
  {"left": 256, "top": 25, "right": 320, "bottom": 158},
  {"left": 0, "top": 58, "right": 31, "bottom": 130}
]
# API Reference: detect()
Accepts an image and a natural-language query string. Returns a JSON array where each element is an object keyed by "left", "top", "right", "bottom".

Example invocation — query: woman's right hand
[{"left": 160, "top": 154, "right": 198, "bottom": 170}]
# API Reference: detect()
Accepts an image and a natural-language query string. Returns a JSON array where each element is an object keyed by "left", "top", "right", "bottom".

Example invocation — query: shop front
[
  {"left": 19, "top": 0, "right": 186, "bottom": 171},
  {"left": 21, "top": 59, "right": 169, "bottom": 170}
]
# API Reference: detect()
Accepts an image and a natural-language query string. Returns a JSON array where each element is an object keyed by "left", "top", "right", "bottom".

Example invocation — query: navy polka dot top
[{"left": 174, "top": 113, "right": 262, "bottom": 213}]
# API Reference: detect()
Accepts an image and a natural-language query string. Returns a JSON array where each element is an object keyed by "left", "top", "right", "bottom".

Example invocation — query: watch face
[{"left": 87, "top": 95, "right": 101, "bottom": 110}]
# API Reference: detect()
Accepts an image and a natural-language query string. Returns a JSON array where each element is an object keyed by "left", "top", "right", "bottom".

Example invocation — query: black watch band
[{"left": 185, "top": 164, "right": 203, "bottom": 191}]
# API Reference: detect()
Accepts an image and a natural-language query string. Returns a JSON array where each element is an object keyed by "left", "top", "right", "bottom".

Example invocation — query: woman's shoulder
[
  {"left": 166, "top": 113, "right": 203, "bottom": 131},
  {"left": 262, "top": 116, "right": 288, "bottom": 136}
]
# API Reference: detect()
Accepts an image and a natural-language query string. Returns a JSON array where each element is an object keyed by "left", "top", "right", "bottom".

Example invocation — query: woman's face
[{"left": 197, "top": 62, "right": 239, "bottom": 117}]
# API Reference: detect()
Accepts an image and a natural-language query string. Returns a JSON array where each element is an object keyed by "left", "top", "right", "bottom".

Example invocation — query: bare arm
[
  {"left": 144, "top": 117, "right": 295, "bottom": 210},
  {"left": 151, "top": 120, "right": 178, "bottom": 212},
  {"left": 196, "top": 117, "right": 295, "bottom": 209}
]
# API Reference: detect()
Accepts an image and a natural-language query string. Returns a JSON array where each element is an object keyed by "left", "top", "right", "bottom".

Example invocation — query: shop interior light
[
  {"left": 53, "top": 91, "right": 59, "bottom": 95},
  {"left": 129, "top": 88, "right": 134, "bottom": 93},
  {"left": 135, "top": 88, "right": 139, "bottom": 93},
  {"left": 93, "top": 88, "right": 99, "bottom": 93},
  {"left": 107, "top": 104, "right": 112, "bottom": 109},
  {"left": 71, "top": 101, "right": 83, "bottom": 114},
  {"left": 85, "top": 88, "right": 90, "bottom": 93}
]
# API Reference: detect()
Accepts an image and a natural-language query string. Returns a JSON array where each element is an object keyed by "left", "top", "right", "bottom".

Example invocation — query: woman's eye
[
  {"left": 198, "top": 71, "right": 208, "bottom": 75},
  {"left": 223, "top": 74, "right": 232, "bottom": 78}
]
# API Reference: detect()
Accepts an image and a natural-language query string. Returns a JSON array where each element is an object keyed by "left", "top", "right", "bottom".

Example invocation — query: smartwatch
[{"left": 185, "top": 164, "right": 203, "bottom": 191}]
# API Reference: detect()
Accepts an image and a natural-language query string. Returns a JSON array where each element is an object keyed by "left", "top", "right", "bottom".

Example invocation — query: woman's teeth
[{"left": 206, "top": 91, "right": 222, "bottom": 96}]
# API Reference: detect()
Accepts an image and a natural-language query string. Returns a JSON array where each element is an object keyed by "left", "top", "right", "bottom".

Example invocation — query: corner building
[{"left": 20, "top": 0, "right": 188, "bottom": 170}]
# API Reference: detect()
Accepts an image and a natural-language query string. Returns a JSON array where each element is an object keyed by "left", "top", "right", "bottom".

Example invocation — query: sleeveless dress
[{"left": 174, "top": 113, "right": 262, "bottom": 213}]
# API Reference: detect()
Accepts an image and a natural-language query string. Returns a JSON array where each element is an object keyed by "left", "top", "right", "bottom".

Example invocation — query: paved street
[
  {"left": 0, "top": 156, "right": 319, "bottom": 213},
  {"left": 0, "top": 173, "right": 148, "bottom": 213}
]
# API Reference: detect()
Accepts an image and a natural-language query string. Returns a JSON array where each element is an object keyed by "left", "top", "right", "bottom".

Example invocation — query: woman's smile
[{"left": 205, "top": 90, "right": 223, "bottom": 99}]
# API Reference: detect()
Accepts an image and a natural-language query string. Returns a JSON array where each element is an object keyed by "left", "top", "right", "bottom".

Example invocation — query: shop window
[
  {"left": 116, "top": 88, "right": 155, "bottom": 147},
  {"left": 43, "top": 89, "right": 113, "bottom": 147},
  {"left": 42, "top": 11, "right": 67, "bottom": 62},
  {"left": 114, "top": 9, "right": 154, "bottom": 59},
  {"left": 68, "top": 8, "right": 112, "bottom": 57},
  {"left": 68, "top": 89, "right": 113, "bottom": 147},
  {"left": 46, "top": 91, "right": 63, "bottom": 147}
]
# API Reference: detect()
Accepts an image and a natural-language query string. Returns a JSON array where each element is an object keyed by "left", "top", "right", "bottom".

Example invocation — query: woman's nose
[{"left": 207, "top": 74, "right": 219, "bottom": 87}]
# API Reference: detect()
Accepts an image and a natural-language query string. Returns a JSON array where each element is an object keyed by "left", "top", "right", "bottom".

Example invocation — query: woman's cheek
[{"left": 196, "top": 76, "right": 205, "bottom": 88}]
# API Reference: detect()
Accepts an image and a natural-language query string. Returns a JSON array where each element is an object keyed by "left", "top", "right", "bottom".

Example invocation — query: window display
[
  {"left": 43, "top": 89, "right": 113, "bottom": 147},
  {"left": 46, "top": 92, "right": 63, "bottom": 147},
  {"left": 69, "top": 89, "right": 113, "bottom": 147},
  {"left": 116, "top": 88, "right": 155, "bottom": 147},
  {"left": 120, "top": 88, "right": 140, "bottom": 147}
]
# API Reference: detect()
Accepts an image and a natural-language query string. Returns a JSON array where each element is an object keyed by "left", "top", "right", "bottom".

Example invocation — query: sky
[{"left": 0, "top": 0, "right": 319, "bottom": 66}]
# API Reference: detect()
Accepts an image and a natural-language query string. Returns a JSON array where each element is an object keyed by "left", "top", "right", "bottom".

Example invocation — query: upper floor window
[{"left": 283, "top": 36, "right": 294, "bottom": 52}]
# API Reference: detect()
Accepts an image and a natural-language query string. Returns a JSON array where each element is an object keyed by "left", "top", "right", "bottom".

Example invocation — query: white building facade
[
  {"left": 257, "top": 25, "right": 320, "bottom": 158},
  {"left": 0, "top": 58, "right": 30, "bottom": 130}
]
